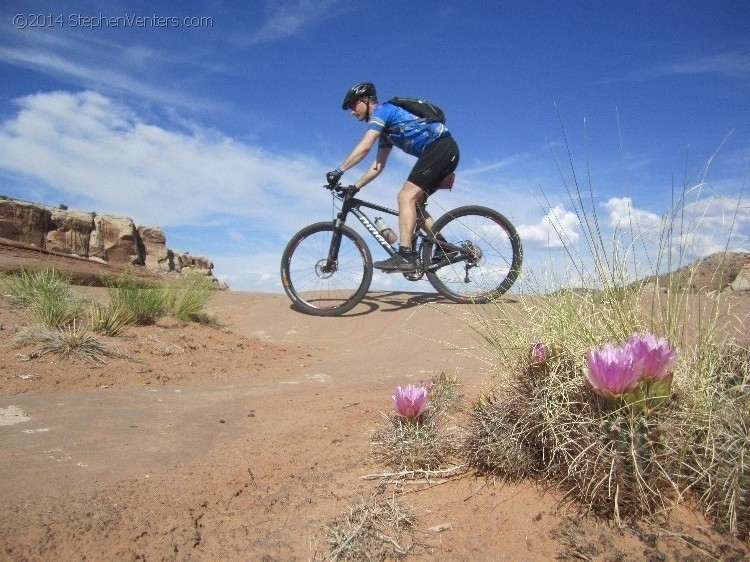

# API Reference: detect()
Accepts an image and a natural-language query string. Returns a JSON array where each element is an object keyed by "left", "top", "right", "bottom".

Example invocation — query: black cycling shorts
[{"left": 407, "top": 135, "right": 460, "bottom": 195}]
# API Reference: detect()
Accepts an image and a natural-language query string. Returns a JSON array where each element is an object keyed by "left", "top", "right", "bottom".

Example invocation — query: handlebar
[{"left": 324, "top": 183, "right": 359, "bottom": 196}]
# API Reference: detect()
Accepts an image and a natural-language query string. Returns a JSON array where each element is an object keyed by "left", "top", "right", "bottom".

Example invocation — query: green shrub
[
  {"left": 163, "top": 272, "right": 215, "bottom": 322},
  {"left": 101, "top": 273, "right": 214, "bottom": 325},
  {"left": 88, "top": 301, "right": 135, "bottom": 336},
  {"left": 1, "top": 268, "right": 84, "bottom": 327},
  {"left": 102, "top": 274, "right": 168, "bottom": 325}
]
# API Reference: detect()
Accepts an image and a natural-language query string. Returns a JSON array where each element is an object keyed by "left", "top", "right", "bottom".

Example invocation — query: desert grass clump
[
  {"left": 162, "top": 271, "right": 215, "bottom": 322},
  {"left": 1, "top": 268, "right": 84, "bottom": 327},
  {"left": 102, "top": 274, "right": 169, "bottom": 325},
  {"left": 464, "top": 388, "right": 544, "bottom": 480},
  {"left": 450, "top": 120, "right": 750, "bottom": 534},
  {"left": 325, "top": 494, "right": 416, "bottom": 561},
  {"left": 13, "top": 322, "right": 116, "bottom": 364},
  {"left": 421, "top": 371, "right": 463, "bottom": 413},
  {"left": 465, "top": 342, "right": 581, "bottom": 480},
  {"left": 88, "top": 301, "right": 135, "bottom": 336},
  {"left": 101, "top": 272, "right": 215, "bottom": 325},
  {"left": 676, "top": 343, "right": 750, "bottom": 540},
  {"left": 371, "top": 384, "right": 461, "bottom": 475}
]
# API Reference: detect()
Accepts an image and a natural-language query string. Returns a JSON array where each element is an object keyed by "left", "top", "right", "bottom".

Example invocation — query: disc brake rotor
[{"left": 315, "top": 259, "right": 336, "bottom": 279}]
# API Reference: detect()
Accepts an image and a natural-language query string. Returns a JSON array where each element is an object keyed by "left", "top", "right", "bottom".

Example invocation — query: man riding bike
[{"left": 326, "top": 82, "right": 460, "bottom": 272}]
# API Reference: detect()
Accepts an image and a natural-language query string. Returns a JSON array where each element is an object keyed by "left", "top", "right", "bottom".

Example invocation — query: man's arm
[
  {"left": 339, "top": 129, "right": 381, "bottom": 173},
  {"left": 354, "top": 145, "right": 391, "bottom": 189}
]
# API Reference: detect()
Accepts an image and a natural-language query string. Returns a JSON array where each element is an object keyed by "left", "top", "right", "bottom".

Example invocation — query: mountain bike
[{"left": 280, "top": 183, "right": 523, "bottom": 316}]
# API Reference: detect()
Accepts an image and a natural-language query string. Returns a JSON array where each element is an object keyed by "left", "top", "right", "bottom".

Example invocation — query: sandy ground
[{"left": 0, "top": 274, "right": 749, "bottom": 560}]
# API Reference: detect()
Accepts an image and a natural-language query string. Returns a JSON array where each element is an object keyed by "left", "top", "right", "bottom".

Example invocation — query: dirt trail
[{"left": 0, "top": 287, "right": 746, "bottom": 560}]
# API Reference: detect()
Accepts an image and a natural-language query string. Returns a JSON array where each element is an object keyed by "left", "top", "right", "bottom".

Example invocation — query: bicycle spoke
[
  {"left": 281, "top": 223, "right": 372, "bottom": 315},
  {"left": 425, "top": 206, "right": 522, "bottom": 303}
]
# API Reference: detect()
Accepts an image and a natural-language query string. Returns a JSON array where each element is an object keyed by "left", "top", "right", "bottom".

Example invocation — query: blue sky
[{"left": 0, "top": 1, "right": 748, "bottom": 292}]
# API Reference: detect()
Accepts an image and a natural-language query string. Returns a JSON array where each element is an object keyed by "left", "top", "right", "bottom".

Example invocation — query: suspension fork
[
  {"left": 322, "top": 215, "right": 347, "bottom": 272},
  {"left": 323, "top": 192, "right": 359, "bottom": 271}
]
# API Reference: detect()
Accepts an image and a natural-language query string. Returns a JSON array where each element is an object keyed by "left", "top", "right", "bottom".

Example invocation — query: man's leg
[
  {"left": 372, "top": 181, "right": 425, "bottom": 272},
  {"left": 396, "top": 181, "right": 426, "bottom": 243}
]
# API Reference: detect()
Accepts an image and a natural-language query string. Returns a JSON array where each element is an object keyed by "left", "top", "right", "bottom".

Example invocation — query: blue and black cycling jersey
[{"left": 367, "top": 102, "right": 450, "bottom": 157}]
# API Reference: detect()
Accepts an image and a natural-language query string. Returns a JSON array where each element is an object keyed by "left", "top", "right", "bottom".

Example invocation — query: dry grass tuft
[
  {"left": 676, "top": 342, "right": 750, "bottom": 540},
  {"left": 325, "top": 495, "right": 417, "bottom": 561},
  {"left": 13, "top": 323, "right": 118, "bottom": 364},
  {"left": 421, "top": 371, "right": 463, "bottom": 414}
]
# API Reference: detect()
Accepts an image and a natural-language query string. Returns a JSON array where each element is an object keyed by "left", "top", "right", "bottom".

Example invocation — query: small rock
[{"left": 427, "top": 523, "right": 452, "bottom": 533}]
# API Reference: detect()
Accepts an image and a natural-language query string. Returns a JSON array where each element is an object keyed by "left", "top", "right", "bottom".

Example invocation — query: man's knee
[{"left": 398, "top": 182, "right": 425, "bottom": 205}]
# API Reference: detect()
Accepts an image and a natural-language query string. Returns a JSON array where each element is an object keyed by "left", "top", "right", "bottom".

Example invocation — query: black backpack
[{"left": 387, "top": 97, "right": 446, "bottom": 124}]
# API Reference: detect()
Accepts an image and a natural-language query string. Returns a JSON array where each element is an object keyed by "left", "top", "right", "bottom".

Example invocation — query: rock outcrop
[
  {"left": 729, "top": 263, "right": 750, "bottom": 292},
  {"left": 0, "top": 199, "right": 49, "bottom": 249},
  {"left": 90, "top": 214, "right": 140, "bottom": 265},
  {"left": 0, "top": 196, "right": 216, "bottom": 282},
  {"left": 640, "top": 251, "right": 750, "bottom": 292},
  {"left": 138, "top": 226, "right": 170, "bottom": 270},
  {"left": 46, "top": 208, "right": 95, "bottom": 257}
]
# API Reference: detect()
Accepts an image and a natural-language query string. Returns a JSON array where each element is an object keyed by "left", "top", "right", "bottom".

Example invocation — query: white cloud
[
  {"left": 460, "top": 154, "right": 529, "bottom": 176},
  {"left": 245, "top": 0, "right": 347, "bottom": 44},
  {"left": 641, "top": 52, "right": 750, "bottom": 80},
  {"left": 0, "top": 90, "right": 325, "bottom": 230},
  {"left": 678, "top": 196, "right": 750, "bottom": 255},
  {"left": 0, "top": 24, "right": 215, "bottom": 111},
  {"left": 212, "top": 252, "right": 285, "bottom": 292},
  {"left": 517, "top": 204, "right": 580, "bottom": 248},
  {"left": 604, "top": 197, "right": 663, "bottom": 231}
]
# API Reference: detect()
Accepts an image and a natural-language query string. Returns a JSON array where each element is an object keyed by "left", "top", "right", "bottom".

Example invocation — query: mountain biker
[{"left": 326, "top": 82, "right": 460, "bottom": 272}]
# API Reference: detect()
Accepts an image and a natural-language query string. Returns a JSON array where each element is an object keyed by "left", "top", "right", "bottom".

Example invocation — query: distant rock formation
[
  {"left": 0, "top": 196, "right": 215, "bottom": 281},
  {"left": 729, "top": 263, "right": 750, "bottom": 292},
  {"left": 638, "top": 251, "right": 750, "bottom": 292}
]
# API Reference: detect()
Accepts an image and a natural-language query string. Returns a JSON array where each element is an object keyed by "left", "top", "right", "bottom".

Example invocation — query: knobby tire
[
  {"left": 280, "top": 222, "right": 373, "bottom": 316},
  {"left": 423, "top": 205, "right": 522, "bottom": 303}
]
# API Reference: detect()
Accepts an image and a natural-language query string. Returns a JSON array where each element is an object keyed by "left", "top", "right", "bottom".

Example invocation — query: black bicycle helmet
[{"left": 341, "top": 82, "right": 376, "bottom": 110}]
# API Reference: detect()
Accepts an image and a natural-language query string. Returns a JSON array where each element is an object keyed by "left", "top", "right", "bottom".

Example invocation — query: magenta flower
[
  {"left": 585, "top": 343, "right": 641, "bottom": 398},
  {"left": 628, "top": 332, "right": 677, "bottom": 381},
  {"left": 529, "top": 342, "right": 550, "bottom": 366},
  {"left": 392, "top": 384, "right": 428, "bottom": 419}
]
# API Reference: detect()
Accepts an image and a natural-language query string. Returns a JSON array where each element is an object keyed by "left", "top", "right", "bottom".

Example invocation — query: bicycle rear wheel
[
  {"left": 280, "top": 222, "right": 373, "bottom": 316},
  {"left": 423, "top": 205, "right": 522, "bottom": 303}
]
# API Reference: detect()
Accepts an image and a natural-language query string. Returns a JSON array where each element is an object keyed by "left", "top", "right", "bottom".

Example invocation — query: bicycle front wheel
[
  {"left": 424, "top": 205, "right": 522, "bottom": 303},
  {"left": 280, "top": 222, "right": 373, "bottom": 316}
]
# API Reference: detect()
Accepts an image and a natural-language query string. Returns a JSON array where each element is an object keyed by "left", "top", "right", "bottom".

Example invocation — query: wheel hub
[
  {"left": 460, "top": 241, "right": 483, "bottom": 264},
  {"left": 315, "top": 259, "right": 336, "bottom": 279}
]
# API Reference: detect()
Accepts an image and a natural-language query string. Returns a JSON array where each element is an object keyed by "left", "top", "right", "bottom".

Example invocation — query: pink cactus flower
[
  {"left": 585, "top": 343, "right": 641, "bottom": 398},
  {"left": 392, "top": 384, "right": 428, "bottom": 419},
  {"left": 628, "top": 332, "right": 677, "bottom": 381},
  {"left": 530, "top": 342, "right": 550, "bottom": 366}
]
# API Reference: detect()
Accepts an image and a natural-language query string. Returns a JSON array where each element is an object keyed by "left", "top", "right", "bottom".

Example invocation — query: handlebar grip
[{"left": 325, "top": 183, "right": 357, "bottom": 194}]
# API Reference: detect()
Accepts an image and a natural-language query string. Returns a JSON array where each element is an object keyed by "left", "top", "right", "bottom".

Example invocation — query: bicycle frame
[{"left": 324, "top": 185, "right": 463, "bottom": 273}]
